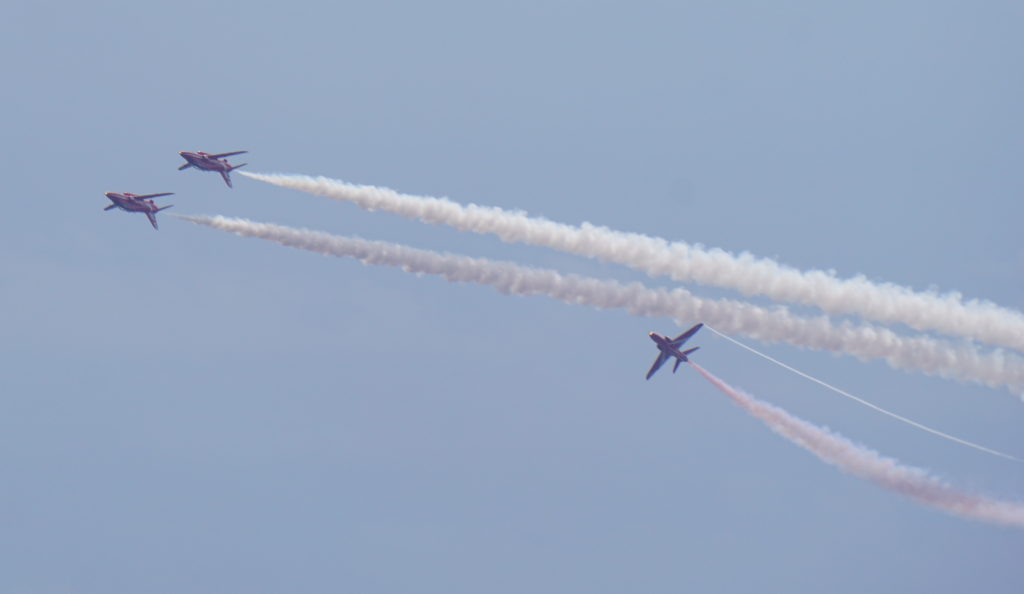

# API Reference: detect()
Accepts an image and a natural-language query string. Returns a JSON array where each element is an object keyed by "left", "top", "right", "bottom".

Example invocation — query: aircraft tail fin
[
  {"left": 672, "top": 346, "right": 700, "bottom": 373},
  {"left": 155, "top": 204, "right": 174, "bottom": 212},
  {"left": 229, "top": 162, "right": 247, "bottom": 171}
]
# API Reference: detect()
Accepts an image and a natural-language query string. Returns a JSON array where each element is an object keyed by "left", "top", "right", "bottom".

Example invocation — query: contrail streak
[
  {"left": 703, "top": 326, "right": 1020, "bottom": 462},
  {"left": 173, "top": 214, "right": 1024, "bottom": 393},
  {"left": 239, "top": 172, "right": 1024, "bottom": 353},
  {"left": 689, "top": 362, "right": 1024, "bottom": 528}
]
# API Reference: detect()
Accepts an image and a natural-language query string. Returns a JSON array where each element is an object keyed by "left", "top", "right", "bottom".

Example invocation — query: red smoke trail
[{"left": 689, "top": 361, "right": 1024, "bottom": 529}]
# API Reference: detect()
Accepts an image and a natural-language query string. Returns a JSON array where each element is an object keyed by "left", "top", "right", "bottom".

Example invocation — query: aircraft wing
[
  {"left": 146, "top": 212, "right": 159, "bottom": 230},
  {"left": 136, "top": 192, "right": 174, "bottom": 200},
  {"left": 178, "top": 162, "right": 192, "bottom": 170},
  {"left": 669, "top": 323, "right": 704, "bottom": 347},
  {"left": 645, "top": 351, "right": 670, "bottom": 380},
  {"left": 211, "top": 150, "right": 247, "bottom": 158}
]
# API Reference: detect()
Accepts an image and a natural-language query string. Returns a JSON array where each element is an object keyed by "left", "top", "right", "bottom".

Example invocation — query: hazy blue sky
[{"left": 3, "top": 1, "right": 1023, "bottom": 592}]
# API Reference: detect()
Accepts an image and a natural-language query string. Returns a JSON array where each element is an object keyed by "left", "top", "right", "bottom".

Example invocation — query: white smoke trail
[
  {"left": 239, "top": 172, "right": 1024, "bottom": 353},
  {"left": 173, "top": 214, "right": 1024, "bottom": 393},
  {"left": 690, "top": 362, "right": 1024, "bottom": 529}
]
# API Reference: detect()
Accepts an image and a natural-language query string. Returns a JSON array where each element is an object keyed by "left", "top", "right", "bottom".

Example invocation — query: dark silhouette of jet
[
  {"left": 103, "top": 192, "right": 174, "bottom": 230},
  {"left": 178, "top": 150, "right": 248, "bottom": 187},
  {"left": 645, "top": 323, "right": 703, "bottom": 379}
]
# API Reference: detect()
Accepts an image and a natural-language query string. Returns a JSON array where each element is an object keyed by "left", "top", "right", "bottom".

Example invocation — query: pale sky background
[{"left": 3, "top": 1, "right": 1024, "bottom": 592}]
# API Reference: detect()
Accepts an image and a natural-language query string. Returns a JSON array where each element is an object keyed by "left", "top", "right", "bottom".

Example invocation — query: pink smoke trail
[{"left": 689, "top": 361, "right": 1024, "bottom": 528}]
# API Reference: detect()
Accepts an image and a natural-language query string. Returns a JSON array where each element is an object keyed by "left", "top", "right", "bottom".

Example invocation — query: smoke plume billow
[
  {"left": 173, "top": 214, "right": 1024, "bottom": 392},
  {"left": 239, "top": 172, "right": 1024, "bottom": 353}
]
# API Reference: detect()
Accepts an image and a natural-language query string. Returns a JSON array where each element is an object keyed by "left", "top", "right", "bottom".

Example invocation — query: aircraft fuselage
[
  {"left": 649, "top": 332, "right": 694, "bottom": 361},
  {"left": 178, "top": 150, "right": 247, "bottom": 187},
  {"left": 103, "top": 192, "right": 172, "bottom": 230},
  {"left": 105, "top": 192, "right": 159, "bottom": 213},
  {"left": 179, "top": 151, "right": 231, "bottom": 172}
]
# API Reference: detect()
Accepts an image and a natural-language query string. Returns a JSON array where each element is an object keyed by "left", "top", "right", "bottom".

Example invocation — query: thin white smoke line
[
  {"left": 703, "top": 326, "right": 1021, "bottom": 462},
  {"left": 172, "top": 214, "right": 1024, "bottom": 393},
  {"left": 239, "top": 171, "right": 1024, "bottom": 353},
  {"left": 689, "top": 362, "right": 1024, "bottom": 529}
]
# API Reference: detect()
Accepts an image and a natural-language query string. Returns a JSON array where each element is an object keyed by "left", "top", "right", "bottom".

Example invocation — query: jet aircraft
[
  {"left": 103, "top": 192, "right": 174, "bottom": 230},
  {"left": 177, "top": 150, "right": 248, "bottom": 188},
  {"left": 645, "top": 323, "right": 703, "bottom": 380}
]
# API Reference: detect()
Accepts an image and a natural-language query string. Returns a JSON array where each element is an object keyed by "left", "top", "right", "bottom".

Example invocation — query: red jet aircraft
[
  {"left": 645, "top": 323, "right": 703, "bottom": 379},
  {"left": 178, "top": 150, "right": 248, "bottom": 188},
  {"left": 103, "top": 192, "right": 174, "bottom": 230}
]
